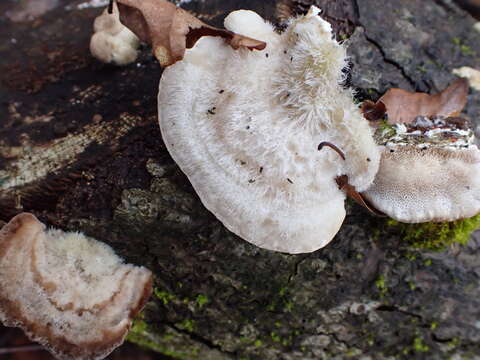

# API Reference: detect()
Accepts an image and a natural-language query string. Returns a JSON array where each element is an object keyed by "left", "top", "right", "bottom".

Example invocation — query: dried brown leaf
[
  {"left": 378, "top": 78, "right": 469, "bottom": 124},
  {"left": 361, "top": 100, "right": 386, "bottom": 121},
  {"left": 336, "top": 176, "right": 385, "bottom": 216},
  {"left": 115, "top": 0, "right": 266, "bottom": 67}
]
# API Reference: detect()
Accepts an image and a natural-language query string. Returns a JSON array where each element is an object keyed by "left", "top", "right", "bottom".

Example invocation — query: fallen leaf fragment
[
  {"left": 115, "top": 0, "right": 266, "bottom": 66},
  {"left": 453, "top": 66, "right": 480, "bottom": 91},
  {"left": 336, "top": 175, "right": 385, "bottom": 216},
  {"left": 378, "top": 78, "right": 469, "bottom": 124},
  {"left": 361, "top": 100, "right": 386, "bottom": 122}
]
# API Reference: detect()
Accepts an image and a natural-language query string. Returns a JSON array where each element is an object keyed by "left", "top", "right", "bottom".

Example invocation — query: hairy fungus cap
[
  {"left": 90, "top": 1, "right": 140, "bottom": 65},
  {"left": 0, "top": 213, "right": 153, "bottom": 360},
  {"left": 157, "top": 7, "right": 380, "bottom": 253},
  {"left": 363, "top": 80, "right": 480, "bottom": 223}
]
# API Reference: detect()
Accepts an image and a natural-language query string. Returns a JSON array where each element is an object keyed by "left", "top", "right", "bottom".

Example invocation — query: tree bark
[{"left": 1, "top": 0, "right": 480, "bottom": 359}]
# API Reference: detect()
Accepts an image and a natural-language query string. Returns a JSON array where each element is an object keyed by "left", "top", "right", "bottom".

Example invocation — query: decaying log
[{"left": 1, "top": 0, "right": 480, "bottom": 359}]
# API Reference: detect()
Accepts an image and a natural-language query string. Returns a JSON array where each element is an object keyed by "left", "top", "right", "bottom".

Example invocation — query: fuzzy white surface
[{"left": 158, "top": 8, "right": 379, "bottom": 253}]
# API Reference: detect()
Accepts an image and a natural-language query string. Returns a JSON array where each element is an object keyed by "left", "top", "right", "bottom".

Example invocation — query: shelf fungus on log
[
  {"left": 363, "top": 79, "right": 480, "bottom": 223},
  {"left": 0, "top": 213, "right": 153, "bottom": 360},
  {"left": 152, "top": 6, "right": 380, "bottom": 253},
  {"left": 90, "top": 1, "right": 140, "bottom": 65}
]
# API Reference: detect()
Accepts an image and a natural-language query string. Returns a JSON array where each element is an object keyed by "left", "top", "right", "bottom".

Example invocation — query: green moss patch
[{"left": 385, "top": 215, "right": 480, "bottom": 251}]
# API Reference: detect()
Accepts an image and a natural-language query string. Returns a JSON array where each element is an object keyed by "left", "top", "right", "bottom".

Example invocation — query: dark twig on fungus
[
  {"left": 318, "top": 141, "right": 346, "bottom": 160},
  {"left": 318, "top": 142, "right": 384, "bottom": 216},
  {"left": 108, "top": 0, "right": 114, "bottom": 14}
]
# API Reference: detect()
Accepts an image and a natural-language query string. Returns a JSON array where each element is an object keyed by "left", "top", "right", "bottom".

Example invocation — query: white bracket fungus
[
  {"left": 453, "top": 66, "right": 480, "bottom": 91},
  {"left": 363, "top": 80, "right": 480, "bottom": 223},
  {"left": 157, "top": 7, "right": 380, "bottom": 253},
  {"left": 0, "top": 213, "right": 153, "bottom": 360},
  {"left": 90, "top": 0, "right": 140, "bottom": 65}
]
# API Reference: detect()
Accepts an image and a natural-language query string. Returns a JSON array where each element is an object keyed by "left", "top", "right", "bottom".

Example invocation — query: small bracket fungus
[
  {"left": 0, "top": 213, "right": 153, "bottom": 360},
  {"left": 363, "top": 80, "right": 480, "bottom": 223},
  {"left": 90, "top": 1, "right": 140, "bottom": 65},
  {"left": 453, "top": 66, "right": 480, "bottom": 91},
  {"left": 155, "top": 7, "right": 380, "bottom": 253}
]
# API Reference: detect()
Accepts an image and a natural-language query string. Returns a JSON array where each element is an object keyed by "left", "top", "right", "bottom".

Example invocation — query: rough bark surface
[{"left": 1, "top": 0, "right": 480, "bottom": 359}]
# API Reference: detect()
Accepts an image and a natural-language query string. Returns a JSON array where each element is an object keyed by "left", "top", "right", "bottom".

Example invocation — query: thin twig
[{"left": 318, "top": 142, "right": 346, "bottom": 160}]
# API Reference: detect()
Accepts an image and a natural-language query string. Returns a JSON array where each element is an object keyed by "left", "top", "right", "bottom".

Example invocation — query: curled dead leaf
[
  {"left": 361, "top": 100, "right": 386, "bottom": 122},
  {"left": 336, "top": 175, "right": 385, "bottom": 216},
  {"left": 378, "top": 78, "right": 469, "bottom": 124},
  {"left": 115, "top": 0, "right": 266, "bottom": 66}
]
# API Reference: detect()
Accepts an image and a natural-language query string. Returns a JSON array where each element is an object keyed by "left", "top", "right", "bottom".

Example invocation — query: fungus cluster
[
  {"left": 0, "top": 213, "right": 153, "bottom": 360},
  {"left": 88, "top": 2, "right": 480, "bottom": 253}
]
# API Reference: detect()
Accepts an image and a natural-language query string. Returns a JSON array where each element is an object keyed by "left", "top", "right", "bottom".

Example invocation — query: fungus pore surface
[
  {"left": 158, "top": 7, "right": 379, "bottom": 253},
  {"left": 0, "top": 213, "right": 153, "bottom": 360}
]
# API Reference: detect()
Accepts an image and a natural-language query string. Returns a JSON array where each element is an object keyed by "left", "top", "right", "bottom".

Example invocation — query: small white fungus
[{"left": 89, "top": 2, "right": 140, "bottom": 65}]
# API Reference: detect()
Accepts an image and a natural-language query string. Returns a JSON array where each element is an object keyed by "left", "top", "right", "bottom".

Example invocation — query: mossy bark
[{"left": 1, "top": 0, "right": 480, "bottom": 359}]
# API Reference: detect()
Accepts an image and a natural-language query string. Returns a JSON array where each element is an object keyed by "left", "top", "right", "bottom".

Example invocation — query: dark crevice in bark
[
  {"left": 169, "top": 323, "right": 236, "bottom": 358},
  {"left": 375, "top": 304, "right": 423, "bottom": 321},
  {"left": 362, "top": 33, "right": 417, "bottom": 89},
  {"left": 287, "top": 254, "right": 312, "bottom": 283},
  {"left": 433, "top": 0, "right": 461, "bottom": 14}
]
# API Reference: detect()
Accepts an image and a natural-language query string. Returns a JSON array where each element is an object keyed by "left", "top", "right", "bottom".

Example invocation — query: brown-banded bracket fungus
[
  {"left": 363, "top": 79, "right": 480, "bottom": 223},
  {"left": 152, "top": 6, "right": 380, "bottom": 253},
  {"left": 0, "top": 213, "right": 153, "bottom": 360},
  {"left": 90, "top": 1, "right": 140, "bottom": 65}
]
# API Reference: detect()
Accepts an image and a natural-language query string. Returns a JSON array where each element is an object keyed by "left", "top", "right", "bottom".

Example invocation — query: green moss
[
  {"left": 375, "top": 275, "right": 388, "bottom": 297},
  {"left": 195, "top": 294, "right": 209, "bottom": 309},
  {"left": 408, "top": 280, "right": 416, "bottom": 291},
  {"left": 386, "top": 215, "right": 480, "bottom": 251},
  {"left": 460, "top": 44, "right": 475, "bottom": 56},
  {"left": 448, "top": 337, "right": 460, "bottom": 349},
  {"left": 284, "top": 300, "right": 294, "bottom": 312},
  {"left": 413, "top": 336, "right": 430, "bottom": 352},
  {"left": 254, "top": 339, "right": 263, "bottom": 347},
  {"left": 452, "top": 37, "right": 461, "bottom": 45},
  {"left": 271, "top": 331, "right": 281, "bottom": 343},
  {"left": 452, "top": 37, "right": 476, "bottom": 56},
  {"left": 154, "top": 288, "right": 176, "bottom": 305},
  {"left": 127, "top": 320, "right": 188, "bottom": 359},
  {"left": 178, "top": 319, "right": 195, "bottom": 332}
]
